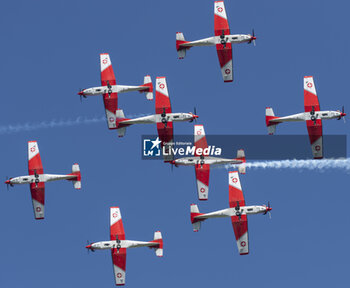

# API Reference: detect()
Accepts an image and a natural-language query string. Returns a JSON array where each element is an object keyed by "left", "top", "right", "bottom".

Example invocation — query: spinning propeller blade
[
  {"left": 248, "top": 29, "right": 256, "bottom": 46},
  {"left": 190, "top": 107, "right": 198, "bottom": 122},
  {"left": 78, "top": 88, "right": 87, "bottom": 102},
  {"left": 263, "top": 201, "right": 272, "bottom": 218}
]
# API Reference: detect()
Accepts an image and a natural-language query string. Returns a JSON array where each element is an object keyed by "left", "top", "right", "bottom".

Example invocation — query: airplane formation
[{"left": 5, "top": 1, "right": 346, "bottom": 286}]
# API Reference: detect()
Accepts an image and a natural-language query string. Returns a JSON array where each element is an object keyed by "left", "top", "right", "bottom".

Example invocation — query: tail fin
[
  {"left": 176, "top": 32, "right": 189, "bottom": 59},
  {"left": 236, "top": 149, "right": 245, "bottom": 162},
  {"left": 265, "top": 107, "right": 279, "bottom": 135},
  {"left": 152, "top": 231, "right": 163, "bottom": 257},
  {"left": 115, "top": 110, "right": 127, "bottom": 137},
  {"left": 236, "top": 149, "right": 246, "bottom": 174},
  {"left": 238, "top": 163, "right": 246, "bottom": 175},
  {"left": 190, "top": 204, "right": 204, "bottom": 232},
  {"left": 71, "top": 163, "right": 81, "bottom": 189},
  {"left": 142, "top": 75, "right": 153, "bottom": 100}
]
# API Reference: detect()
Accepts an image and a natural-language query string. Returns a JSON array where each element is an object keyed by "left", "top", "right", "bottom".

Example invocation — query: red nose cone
[
  {"left": 86, "top": 244, "right": 91, "bottom": 249},
  {"left": 267, "top": 207, "right": 272, "bottom": 212},
  {"left": 193, "top": 115, "right": 199, "bottom": 119},
  {"left": 5, "top": 180, "right": 10, "bottom": 184},
  {"left": 342, "top": 113, "right": 346, "bottom": 117},
  {"left": 252, "top": 36, "right": 257, "bottom": 40},
  {"left": 78, "top": 91, "right": 84, "bottom": 96}
]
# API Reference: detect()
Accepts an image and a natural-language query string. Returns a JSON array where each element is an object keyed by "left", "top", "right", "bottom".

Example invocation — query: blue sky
[{"left": 0, "top": 0, "right": 349, "bottom": 287}]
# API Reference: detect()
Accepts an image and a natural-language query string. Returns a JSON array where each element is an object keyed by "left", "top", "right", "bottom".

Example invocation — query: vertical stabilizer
[
  {"left": 176, "top": 32, "right": 188, "bottom": 59},
  {"left": 71, "top": 163, "right": 81, "bottom": 189},
  {"left": 190, "top": 204, "right": 203, "bottom": 232},
  {"left": 265, "top": 107, "right": 279, "bottom": 135}
]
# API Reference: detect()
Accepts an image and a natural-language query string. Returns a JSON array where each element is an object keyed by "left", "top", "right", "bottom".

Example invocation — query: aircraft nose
[
  {"left": 193, "top": 115, "right": 199, "bottom": 119},
  {"left": 5, "top": 180, "right": 10, "bottom": 184},
  {"left": 78, "top": 91, "right": 85, "bottom": 96},
  {"left": 267, "top": 207, "right": 272, "bottom": 212},
  {"left": 85, "top": 244, "right": 92, "bottom": 249},
  {"left": 342, "top": 113, "right": 346, "bottom": 117}
]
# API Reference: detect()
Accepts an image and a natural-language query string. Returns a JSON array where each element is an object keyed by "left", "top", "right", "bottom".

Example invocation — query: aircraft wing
[
  {"left": 195, "top": 164, "right": 210, "bottom": 200},
  {"left": 214, "top": 1, "right": 233, "bottom": 82},
  {"left": 30, "top": 183, "right": 45, "bottom": 219},
  {"left": 110, "top": 207, "right": 126, "bottom": 286},
  {"left": 194, "top": 125, "right": 208, "bottom": 154},
  {"left": 28, "top": 141, "right": 45, "bottom": 219},
  {"left": 28, "top": 141, "right": 43, "bottom": 175},
  {"left": 304, "top": 76, "right": 323, "bottom": 159},
  {"left": 229, "top": 171, "right": 248, "bottom": 255},
  {"left": 100, "top": 53, "right": 118, "bottom": 129},
  {"left": 194, "top": 125, "right": 210, "bottom": 200},
  {"left": 155, "top": 77, "right": 174, "bottom": 161}
]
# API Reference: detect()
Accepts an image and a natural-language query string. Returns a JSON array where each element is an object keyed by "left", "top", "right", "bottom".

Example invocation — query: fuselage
[
  {"left": 270, "top": 110, "right": 344, "bottom": 123},
  {"left": 79, "top": 84, "right": 147, "bottom": 96},
  {"left": 173, "top": 156, "right": 243, "bottom": 166},
  {"left": 87, "top": 239, "right": 157, "bottom": 250},
  {"left": 195, "top": 205, "right": 270, "bottom": 220},
  {"left": 120, "top": 112, "right": 197, "bottom": 125},
  {"left": 180, "top": 34, "right": 253, "bottom": 48},
  {"left": 7, "top": 174, "right": 76, "bottom": 185}
]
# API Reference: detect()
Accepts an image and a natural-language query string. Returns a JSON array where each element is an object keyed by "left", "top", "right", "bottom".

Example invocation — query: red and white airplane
[
  {"left": 190, "top": 171, "right": 271, "bottom": 255},
  {"left": 176, "top": 1, "right": 256, "bottom": 82},
  {"left": 5, "top": 141, "right": 81, "bottom": 220},
  {"left": 78, "top": 53, "right": 153, "bottom": 129},
  {"left": 265, "top": 76, "right": 346, "bottom": 159},
  {"left": 115, "top": 77, "right": 198, "bottom": 159},
  {"left": 86, "top": 207, "right": 163, "bottom": 286},
  {"left": 171, "top": 125, "right": 245, "bottom": 200}
]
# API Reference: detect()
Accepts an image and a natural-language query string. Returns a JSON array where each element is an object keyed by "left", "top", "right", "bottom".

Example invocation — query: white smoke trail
[
  {"left": 0, "top": 116, "right": 105, "bottom": 135},
  {"left": 226, "top": 158, "right": 350, "bottom": 173},
  {"left": 0, "top": 113, "right": 153, "bottom": 135}
]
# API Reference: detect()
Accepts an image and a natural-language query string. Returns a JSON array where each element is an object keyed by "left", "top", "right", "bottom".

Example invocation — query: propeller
[
  {"left": 337, "top": 106, "right": 346, "bottom": 122},
  {"left": 169, "top": 160, "right": 177, "bottom": 171},
  {"left": 86, "top": 240, "right": 95, "bottom": 253},
  {"left": 5, "top": 176, "right": 11, "bottom": 191},
  {"left": 78, "top": 89, "right": 87, "bottom": 103},
  {"left": 263, "top": 201, "right": 272, "bottom": 219},
  {"left": 248, "top": 29, "right": 256, "bottom": 46},
  {"left": 190, "top": 107, "right": 198, "bottom": 122}
]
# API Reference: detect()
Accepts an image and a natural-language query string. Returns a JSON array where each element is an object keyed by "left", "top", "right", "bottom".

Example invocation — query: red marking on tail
[
  {"left": 140, "top": 77, "right": 153, "bottom": 93},
  {"left": 68, "top": 171, "right": 81, "bottom": 181},
  {"left": 150, "top": 238, "right": 163, "bottom": 249},
  {"left": 176, "top": 40, "right": 190, "bottom": 51},
  {"left": 191, "top": 212, "right": 204, "bottom": 224},
  {"left": 265, "top": 116, "right": 280, "bottom": 127}
]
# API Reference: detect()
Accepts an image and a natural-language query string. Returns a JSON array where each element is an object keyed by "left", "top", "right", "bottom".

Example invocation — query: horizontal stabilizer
[
  {"left": 142, "top": 75, "right": 153, "bottom": 100},
  {"left": 190, "top": 204, "right": 203, "bottom": 232},
  {"left": 265, "top": 107, "right": 279, "bottom": 135},
  {"left": 153, "top": 231, "right": 163, "bottom": 257},
  {"left": 117, "top": 127, "right": 126, "bottom": 137},
  {"left": 238, "top": 163, "right": 246, "bottom": 175},
  {"left": 236, "top": 149, "right": 245, "bottom": 162},
  {"left": 115, "top": 110, "right": 128, "bottom": 137},
  {"left": 176, "top": 32, "right": 189, "bottom": 59},
  {"left": 71, "top": 163, "right": 81, "bottom": 190}
]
